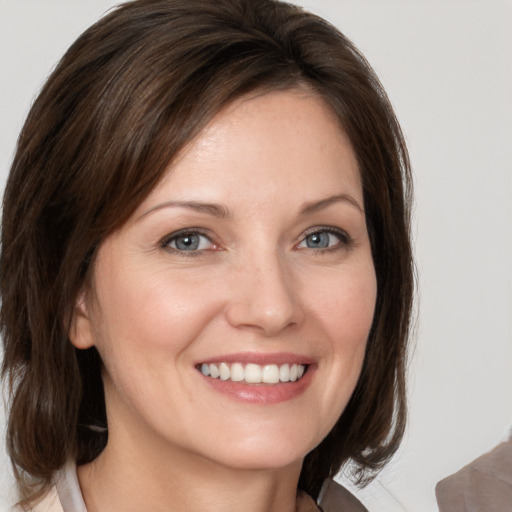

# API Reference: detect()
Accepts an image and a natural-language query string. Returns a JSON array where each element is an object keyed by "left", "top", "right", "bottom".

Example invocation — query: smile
[{"left": 199, "top": 362, "right": 307, "bottom": 384}]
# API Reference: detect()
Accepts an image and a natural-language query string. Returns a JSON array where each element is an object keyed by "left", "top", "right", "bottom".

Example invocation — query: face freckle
[{"left": 72, "top": 88, "right": 377, "bottom": 473}]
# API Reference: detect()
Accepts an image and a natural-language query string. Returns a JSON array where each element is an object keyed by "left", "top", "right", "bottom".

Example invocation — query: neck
[{"left": 78, "top": 427, "right": 303, "bottom": 512}]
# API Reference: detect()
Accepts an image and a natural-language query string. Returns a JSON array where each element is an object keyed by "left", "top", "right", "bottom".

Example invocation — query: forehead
[{"left": 133, "top": 89, "right": 362, "bottom": 216}]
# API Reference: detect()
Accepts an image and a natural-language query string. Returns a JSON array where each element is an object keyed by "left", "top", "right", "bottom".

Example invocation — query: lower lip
[{"left": 199, "top": 366, "right": 315, "bottom": 404}]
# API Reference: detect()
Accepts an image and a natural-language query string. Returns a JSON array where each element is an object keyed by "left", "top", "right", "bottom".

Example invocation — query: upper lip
[{"left": 197, "top": 352, "right": 314, "bottom": 366}]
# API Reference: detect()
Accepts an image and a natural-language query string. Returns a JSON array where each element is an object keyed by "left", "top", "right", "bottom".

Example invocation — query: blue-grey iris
[
  {"left": 306, "top": 232, "right": 330, "bottom": 248},
  {"left": 175, "top": 234, "right": 200, "bottom": 250}
]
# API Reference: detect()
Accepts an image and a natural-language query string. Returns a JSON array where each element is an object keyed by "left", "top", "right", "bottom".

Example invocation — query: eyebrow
[
  {"left": 139, "top": 200, "right": 231, "bottom": 220},
  {"left": 138, "top": 193, "right": 363, "bottom": 221},
  {"left": 299, "top": 194, "right": 364, "bottom": 215}
]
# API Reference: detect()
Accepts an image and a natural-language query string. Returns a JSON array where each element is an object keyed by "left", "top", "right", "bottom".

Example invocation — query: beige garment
[
  {"left": 31, "top": 491, "right": 320, "bottom": 512},
  {"left": 26, "top": 462, "right": 368, "bottom": 512},
  {"left": 25, "top": 487, "right": 62, "bottom": 512},
  {"left": 436, "top": 438, "right": 512, "bottom": 512}
]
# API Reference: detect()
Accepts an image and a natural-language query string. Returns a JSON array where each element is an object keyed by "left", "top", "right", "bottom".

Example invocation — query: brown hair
[{"left": 1, "top": 0, "right": 413, "bottom": 506}]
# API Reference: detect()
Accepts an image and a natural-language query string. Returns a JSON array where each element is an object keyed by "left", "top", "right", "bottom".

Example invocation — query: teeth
[
  {"left": 209, "top": 363, "right": 220, "bottom": 379},
  {"left": 262, "top": 364, "right": 279, "bottom": 384},
  {"left": 289, "top": 364, "right": 298, "bottom": 382},
  {"left": 245, "top": 363, "right": 262, "bottom": 383},
  {"left": 199, "top": 362, "right": 307, "bottom": 384},
  {"left": 219, "top": 362, "right": 230, "bottom": 381},
  {"left": 279, "top": 363, "right": 290, "bottom": 382},
  {"left": 231, "top": 362, "right": 244, "bottom": 382}
]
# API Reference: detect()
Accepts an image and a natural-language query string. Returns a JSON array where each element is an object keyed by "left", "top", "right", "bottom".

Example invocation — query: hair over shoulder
[{"left": 1, "top": 0, "right": 414, "bottom": 507}]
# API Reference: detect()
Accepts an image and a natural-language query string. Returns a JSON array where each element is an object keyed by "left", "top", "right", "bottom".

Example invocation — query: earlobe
[{"left": 69, "top": 291, "right": 96, "bottom": 349}]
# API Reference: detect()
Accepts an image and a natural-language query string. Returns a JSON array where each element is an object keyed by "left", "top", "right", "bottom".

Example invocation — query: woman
[{"left": 0, "top": 0, "right": 414, "bottom": 510}]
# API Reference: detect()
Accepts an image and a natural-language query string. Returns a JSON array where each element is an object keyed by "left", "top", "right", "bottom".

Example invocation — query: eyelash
[{"left": 160, "top": 226, "right": 351, "bottom": 256}]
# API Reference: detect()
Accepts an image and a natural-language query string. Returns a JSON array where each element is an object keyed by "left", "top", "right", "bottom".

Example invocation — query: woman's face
[{"left": 72, "top": 89, "right": 377, "bottom": 472}]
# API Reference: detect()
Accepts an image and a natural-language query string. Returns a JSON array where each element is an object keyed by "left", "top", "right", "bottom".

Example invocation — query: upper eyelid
[{"left": 299, "top": 226, "right": 350, "bottom": 240}]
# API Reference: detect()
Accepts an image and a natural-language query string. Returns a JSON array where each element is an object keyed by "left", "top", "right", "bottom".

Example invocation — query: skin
[{"left": 71, "top": 89, "right": 377, "bottom": 512}]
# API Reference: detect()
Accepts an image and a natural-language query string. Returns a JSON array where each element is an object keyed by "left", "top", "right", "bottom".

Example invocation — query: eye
[
  {"left": 163, "top": 231, "right": 214, "bottom": 252},
  {"left": 297, "top": 228, "right": 348, "bottom": 250}
]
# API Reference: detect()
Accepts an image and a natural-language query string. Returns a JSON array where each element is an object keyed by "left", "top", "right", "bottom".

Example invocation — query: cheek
[
  {"left": 306, "top": 263, "right": 377, "bottom": 346},
  {"left": 92, "top": 263, "right": 223, "bottom": 356},
  {"left": 329, "top": 270, "right": 376, "bottom": 383},
  {"left": 89, "top": 265, "right": 227, "bottom": 412},
  {"left": 302, "top": 264, "right": 376, "bottom": 426}
]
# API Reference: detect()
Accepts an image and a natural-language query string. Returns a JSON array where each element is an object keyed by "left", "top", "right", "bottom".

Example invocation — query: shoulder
[
  {"left": 318, "top": 479, "right": 369, "bottom": 512},
  {"left": 436, "top": 438, "right": 512, "bottom": 511}
]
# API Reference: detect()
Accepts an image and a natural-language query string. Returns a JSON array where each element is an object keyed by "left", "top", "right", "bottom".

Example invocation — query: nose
[{"left": 225, "top": 251, "right": 304, "bottom": 337}]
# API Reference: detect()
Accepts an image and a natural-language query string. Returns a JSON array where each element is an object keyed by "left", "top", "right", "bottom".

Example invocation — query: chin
[
  {"left": 194, "top": 426, "right": 322, "bottom": 473},
  {"left": 207, "top": 447, "right": 306, "bottom": 473}
]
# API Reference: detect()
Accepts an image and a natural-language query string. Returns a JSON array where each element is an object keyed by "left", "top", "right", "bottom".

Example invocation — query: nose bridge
[{"left": 226, "top": 245, "right": 303, "bottom": 335}]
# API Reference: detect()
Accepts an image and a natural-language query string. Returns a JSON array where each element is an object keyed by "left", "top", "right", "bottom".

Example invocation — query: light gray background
[{"left": 1, "top": 1, "right": 511, "bottom": 511}]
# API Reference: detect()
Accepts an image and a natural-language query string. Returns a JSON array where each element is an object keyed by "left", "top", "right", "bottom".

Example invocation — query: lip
[
  {"left": 197, "top": 351, "right": 314, "bottom": 366},
  {"left": 196, "top": 352, "right": 316, "bottom": 405}
]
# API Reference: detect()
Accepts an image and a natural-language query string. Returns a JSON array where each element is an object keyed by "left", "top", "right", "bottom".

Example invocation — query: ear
[{"left": 69, "top": 290, "right": 96, "bottom": 349}]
